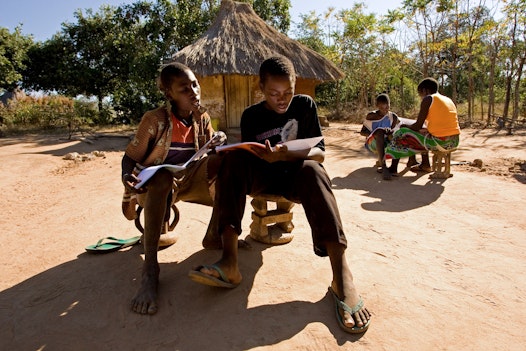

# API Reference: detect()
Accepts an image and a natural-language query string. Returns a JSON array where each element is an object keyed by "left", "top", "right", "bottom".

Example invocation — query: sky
[{"left": 1, "top": 0, "right": 402, "bottom": 42}]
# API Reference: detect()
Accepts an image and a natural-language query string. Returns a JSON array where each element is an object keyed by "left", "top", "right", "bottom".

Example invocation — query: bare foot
[
  {"left": 131, "top": 272, "right": 159, "bottom": 315},
  {"left": 331, "top": 281, "right": 371, "bottom": 330}
]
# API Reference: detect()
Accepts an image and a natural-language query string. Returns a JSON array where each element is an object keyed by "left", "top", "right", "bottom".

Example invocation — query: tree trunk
[
  {"left": 508, "top": 52, "right": 525, "bottom": 134},
  {"left": 487, "top": 41, "right": 497, "bottom": 126},
  {"left": 504, "top": 12, "right": 519, "bottom": 120}
]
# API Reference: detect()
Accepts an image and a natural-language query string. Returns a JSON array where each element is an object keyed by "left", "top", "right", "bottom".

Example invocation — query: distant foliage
[{"left": 0, "top": 95, "right": 101, "bottom": 136}]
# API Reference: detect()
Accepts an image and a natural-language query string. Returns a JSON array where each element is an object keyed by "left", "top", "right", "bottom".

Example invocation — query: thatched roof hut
[{"left": 171, "top": 0, "right": 344, "bottom": 130}]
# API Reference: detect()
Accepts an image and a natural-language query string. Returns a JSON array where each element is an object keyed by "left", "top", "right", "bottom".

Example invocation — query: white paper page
[
  {"left": 134, "top": 164, "right": 186, "bottom": 189},
  {"left": 282, "top": 136, "right": 323, "bottom": 151},
  {"left": 134, "top": 135, "right": 218, "bottom": 189},
  {"left": 182, "top": 136, "right": 215, "bottom": 167}
]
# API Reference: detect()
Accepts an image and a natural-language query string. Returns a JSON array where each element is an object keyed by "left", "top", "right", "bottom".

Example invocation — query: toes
[
  {"left": 132, "top": 300, "right": 157, "bottom": 315},
  {"left": 147, "top": 304, "right": 158, "bottom": 315},
  {"left": 200, "top": 266, "right": 220, "bottom": 279},
  {"left": 193, "top": 264, "right": 224, "bottom": 280},
  {"left": 131, "top": 300, "right": 143, "bottom": 314},
  {"left": 353, "top": 311, "right": 366, "bottom": 328},
  {"left": 342, "top": 310, "right": 356, "bottom": 328},
  {"left": 355, "top": 307, "right": 371, "bottom": 327},
  {"left": 341, "top": 306, "right": 371, "bottom": 328}
]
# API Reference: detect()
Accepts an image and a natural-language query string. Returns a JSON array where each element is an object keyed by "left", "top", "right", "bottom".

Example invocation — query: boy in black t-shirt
[{"left": 189, "top": 56, "right": 371, "bottom": 334}]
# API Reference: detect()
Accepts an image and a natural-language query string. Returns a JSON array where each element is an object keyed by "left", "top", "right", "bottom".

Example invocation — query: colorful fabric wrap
[{"left": 384, "top": 127, "right": 459, "bottom": 160}]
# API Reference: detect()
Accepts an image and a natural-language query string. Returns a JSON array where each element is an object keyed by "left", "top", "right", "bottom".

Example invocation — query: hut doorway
[{"left": 224, "top": 75, "right": 250, "bottom": 128}]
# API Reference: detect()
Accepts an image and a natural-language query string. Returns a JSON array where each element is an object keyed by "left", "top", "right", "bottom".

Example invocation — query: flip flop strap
[
  {"left": 338, "top": 298, "right": 364, "bottom": 315},
  {"left": 208, "top": 264, "right": 231, "bottom": 284},
  {"left": 94, "top": 236, "right": 140, "bottom": 248},
  {"left": 95, "top": 236, "right": 121, "bottom": 246}
]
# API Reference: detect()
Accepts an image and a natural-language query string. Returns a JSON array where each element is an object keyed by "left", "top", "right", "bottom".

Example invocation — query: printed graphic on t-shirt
[{"left": 280, "top": 119, "right": 298, "bottom": 142}]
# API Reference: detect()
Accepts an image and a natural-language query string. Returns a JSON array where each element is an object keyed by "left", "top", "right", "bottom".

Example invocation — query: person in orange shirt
[{"left": 384, "top": 77, "right": 460, "bottom": 167}]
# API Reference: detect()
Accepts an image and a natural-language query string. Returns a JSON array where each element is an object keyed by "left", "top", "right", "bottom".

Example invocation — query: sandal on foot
[
  {"left": 410, "top": 164, "right": 432, "bottom": 173},
  {"left": 328, "top": 287, "right": 370, "bottom": 334},
  {"left": 188, "top": 264, "right": 239, "bottom": 289}
]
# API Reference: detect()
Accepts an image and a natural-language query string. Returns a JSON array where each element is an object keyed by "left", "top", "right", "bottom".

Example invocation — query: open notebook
[
  {"left": 215, "top": 136, "right": 323, "bottom": 155},
  {"left": 133, "top": 137, "right": 215, "bottom": 189}
]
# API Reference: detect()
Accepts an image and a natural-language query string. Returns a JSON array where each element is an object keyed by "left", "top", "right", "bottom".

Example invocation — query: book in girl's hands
[
  {"left": 133, "top": 136, "right": 216, "bottom": 189},
  {"left": 362, "top": 115, "right": 392, "bottom": 134},
  {"left": 215, "top": 136, "right": 323, "bottom": 156}
]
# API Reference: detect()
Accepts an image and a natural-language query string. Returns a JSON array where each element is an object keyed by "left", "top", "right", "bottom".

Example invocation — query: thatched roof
[{"left": 171, "top": 0, "right": 344, "bottom": 82}]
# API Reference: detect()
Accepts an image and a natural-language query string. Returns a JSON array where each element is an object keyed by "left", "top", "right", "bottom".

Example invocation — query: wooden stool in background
[{"left": 430, "top": 148, "right": 456, "bottom": 179}]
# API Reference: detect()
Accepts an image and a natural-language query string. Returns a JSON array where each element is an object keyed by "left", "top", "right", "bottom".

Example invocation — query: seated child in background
[{"left": 363, "top": 93, "right": 401, "bottom": 180}]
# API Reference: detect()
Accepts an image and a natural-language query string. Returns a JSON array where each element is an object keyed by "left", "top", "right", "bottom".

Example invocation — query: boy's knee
[{"left": 301, "top": 161, "right": 329, "bottom": 183}]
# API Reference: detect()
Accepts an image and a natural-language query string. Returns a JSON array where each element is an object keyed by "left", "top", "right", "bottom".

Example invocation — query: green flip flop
[
  {"left": 328, "top": 287, "right": 370, "bottom": 334},
  {"left": 85, "top": 236, "right": 141, "bottom": 253}
]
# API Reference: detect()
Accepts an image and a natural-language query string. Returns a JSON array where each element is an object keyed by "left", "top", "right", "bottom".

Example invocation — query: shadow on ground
[
  {"left": 0, "top": 238, "right": 361, "bottom": 350},
  {"left": 332, "top": 166, "right": 446, "bottom": 212}
]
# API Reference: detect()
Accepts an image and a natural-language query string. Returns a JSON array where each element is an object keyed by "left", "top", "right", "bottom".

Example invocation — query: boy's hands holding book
[
  {"left": 252, "top": 140, "right": 289, "bottom": 163},
  {"left": 210, "top": 131, "right": 227, "bottom": 148},
  {"left": 215, "top": 136, "right": 323, "bottom": 162}
]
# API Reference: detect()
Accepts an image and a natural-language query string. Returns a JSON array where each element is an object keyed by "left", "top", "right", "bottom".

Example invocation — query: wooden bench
[{"left": 249, "top": 194, "right": 295, "bottom": 245}]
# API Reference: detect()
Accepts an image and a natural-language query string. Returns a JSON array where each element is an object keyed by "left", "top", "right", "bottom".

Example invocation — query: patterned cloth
[
  {"left": 383, "top": 127, "right": 459, "bottom": 160},
  {"left": 363, "top": 112, "right": 400, "bottom": 155}
]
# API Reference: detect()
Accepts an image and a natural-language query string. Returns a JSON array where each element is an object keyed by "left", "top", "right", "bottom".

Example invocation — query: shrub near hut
[{"left": 0, "top": 95, "right": 98, "bottom": 135}]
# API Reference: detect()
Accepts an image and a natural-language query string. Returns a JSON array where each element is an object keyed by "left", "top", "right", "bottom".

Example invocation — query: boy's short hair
[
  {"left": 417, "top": 77, "right": 439, "bottom": 94},
  {"left": 259, "top": 55, "right": 296, "bottom": 85},
  {"left": 158, "top": 62, "right": 192, "bottom": 93},
  {"left": 376, "top": 93, "right": 390, "bottom": 105}
]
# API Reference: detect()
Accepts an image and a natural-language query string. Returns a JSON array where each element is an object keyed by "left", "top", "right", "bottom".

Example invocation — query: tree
[
  {"left": 24, "top": 1, "right": 180, "bottom": 120},
  {"left": 402, "top": 0, "right": 452, "bottom": 78},
  {"left": 333, "top": 3, "right": 385, "bottom": 108},
  {"left": 22, "top": 0, "right": 291, "bottom": 122},
  {"left": 0, "top": 27, "right": 33, "bottom": 93},
  {"left": 501, "top": 0, "right": 526, "bottom": 132},
  {"left": 480, "top": 16, "right": 505, "bottom": 124},
  {"left": 252, "top": 0, "right": 291, "bottom": 33}
]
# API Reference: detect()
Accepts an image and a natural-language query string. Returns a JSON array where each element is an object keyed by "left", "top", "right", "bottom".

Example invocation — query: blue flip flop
[
  {"left": 188, "top": 264, "right": 239, "bottom": 288},
  {"left": 85, "top": 236, "right": 141, "bottom": 253},
  {"left": 328, "top": 287, "right": 370, "bottom": 334}
]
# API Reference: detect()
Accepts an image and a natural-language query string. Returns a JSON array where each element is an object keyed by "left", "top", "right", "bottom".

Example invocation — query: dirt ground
[{"left": 1, "top": 122, "right": 525, "bottom": 351}]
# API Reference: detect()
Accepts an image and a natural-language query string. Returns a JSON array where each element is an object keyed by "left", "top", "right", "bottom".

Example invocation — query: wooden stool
[
  {"left": 249, "top": 194, "right": 295, "bottom": 245},
  {"left": 135, "top": 203, "right": 180, "bottom": 248},
  {"left": 431, "top": 148, "right": 456, "bottom": 179}
]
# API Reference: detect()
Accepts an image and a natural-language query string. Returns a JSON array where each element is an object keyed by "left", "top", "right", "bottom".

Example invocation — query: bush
[{"left": 0, "top": 94, "right": 99, "bottom": 136}]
